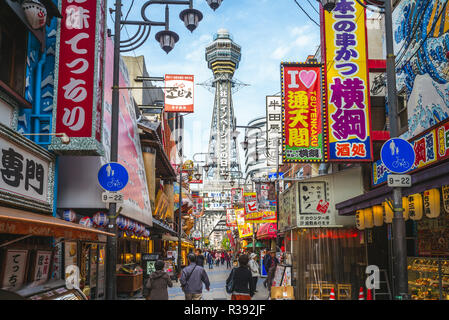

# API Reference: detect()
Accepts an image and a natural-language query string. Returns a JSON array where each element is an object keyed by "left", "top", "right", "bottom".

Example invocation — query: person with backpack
[
  {"left": 226, "top": 254, "right": 255, "bottom": 300},
  {"left": 143, "top": 260, "right": 173, "bottom": 300},
  {"left": 180, "top": 253, "right": 210, "bottom": 300}
]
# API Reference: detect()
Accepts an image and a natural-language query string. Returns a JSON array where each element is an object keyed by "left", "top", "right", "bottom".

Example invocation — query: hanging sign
[
  {"left": 51, "top": 0, "right": 105, "bottom": 155},
  {"left": 164, "top": 74, "right": 194, "bottom": 113},
  {"left": 423, "top": 189, "right": 440, "bottom": 219},
  {"left": 231, "top": 187, "right": 244, "bottom": 207},
  {"left": 244, "top": 192, "right": 258, "bottom": 216},
  {"left": 409, "top": 193, "right": 423, "bottom": 221},
  {"left": 281, "top": 62, "right": 326, "bottom": 162},
  {"left": 226, "top": 208, "right": 237, "bottom": 227},
  {"left": 266, "top": 95, "right": 283, "bottom": 166},
  {"left": 322, "top": 0, "right": 373, "bottom": 161},
  {"left": 1, "top": 249, "right": 28, "bottom": 290},
  {"left": 245, "top": 210, "right": 277, "bottom": 224},
  {"left": 236, "top": 208, "right": 253, "bottom": 238}
]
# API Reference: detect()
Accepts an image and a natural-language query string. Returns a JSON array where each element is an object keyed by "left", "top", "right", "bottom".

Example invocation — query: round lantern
[
  {"left": 372, "top": 205, "right": 384, "bottom": 227},
  {"left": 63, "top": 209, "right": 76, "bottom": 222},
  {"left": 355, "top": 210, "right": 365, "bottom": 230},
  {"left": 93, "top": 212, "right": 109, "bottom": 227},
  {"left": 117, "top": 216, "right": 128, "bottom": 230},
  {"left": 409, "top": 193, "right": 423, "bottom": 221},
  {"left": 383, "top": 201, "right": 393, "bottom": 224},
  {"left": 364, "top": 208, "right": 374, "bottom": 228},
  {"left": 79, "top": 217, "right": 93, "bottom": 228},
  {"left": 424, "top": 189, "right": 440, "bottom": 218},
  {"left": 144, "top": 229, "right": 150, "bottom": 238},
  {"left": 22, "top": 0, "right": 47, "bottom": 30},
  {"left": 402, "top": 197, "right": 409, "bottom": 221},
  {"left": 128, "top": 220, "right": 136, "bottom": 232}
]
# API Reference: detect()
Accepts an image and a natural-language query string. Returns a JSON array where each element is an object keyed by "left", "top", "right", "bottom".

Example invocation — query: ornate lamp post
[{"left": 106, "top": 0, "right": 222, "bottom": 300}]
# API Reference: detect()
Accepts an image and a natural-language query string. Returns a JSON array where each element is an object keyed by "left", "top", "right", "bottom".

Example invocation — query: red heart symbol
[{"left": 299, "top": 70, "right": 317, "bottom": 89}]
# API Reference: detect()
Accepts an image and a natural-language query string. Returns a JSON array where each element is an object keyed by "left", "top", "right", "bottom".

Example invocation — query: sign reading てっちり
[
  {"left": 322, "top": 0, "right": 373, "bottom": 161},
  {"left": 51, "top": 0, "right": 105, "bottom": 155},
  {"left": 281, "top": 62, "right": 326, "bottom": 162}
]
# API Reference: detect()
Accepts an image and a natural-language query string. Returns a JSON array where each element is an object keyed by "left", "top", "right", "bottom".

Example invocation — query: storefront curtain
[{"left": 294, "top": 228, "right": 366, "bottom": 300}]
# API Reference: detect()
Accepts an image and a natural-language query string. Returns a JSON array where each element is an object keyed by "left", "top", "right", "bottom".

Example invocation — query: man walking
[
  {"left": 180, "top": 253, "right": 210, "bottom": 300},
  {"left": 195, "top": 248, "right": 205, "bottom": 267}
]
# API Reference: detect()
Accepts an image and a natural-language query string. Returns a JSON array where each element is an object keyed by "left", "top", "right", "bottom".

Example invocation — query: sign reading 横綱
[
  {"left": 322, "top": 0, "right": 373, "bottom": 161},
  {"left": 50, "top": 0, "right": 106, "bottom": 155},
  {"left": 281, "top": 63, "right": 326, "bottom": 162},
  {"left": 164, "top": 74, "right": 194, "bottom": 113}
]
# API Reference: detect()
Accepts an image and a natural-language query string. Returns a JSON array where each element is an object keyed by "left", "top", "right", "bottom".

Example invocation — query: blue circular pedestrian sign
[
  {"left": 381, "top": 138, "right": 415, "bottom": 174},
  {"left": 98, "top": 162, "right": 129, "bottom": 192}
]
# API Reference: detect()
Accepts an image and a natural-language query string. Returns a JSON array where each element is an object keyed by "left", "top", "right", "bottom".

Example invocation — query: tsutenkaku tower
[{"left": 205, "top": 29, "right": 242, "bottom": 181}]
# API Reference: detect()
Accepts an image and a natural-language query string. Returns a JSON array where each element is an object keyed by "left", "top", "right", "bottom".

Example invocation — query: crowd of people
[{"left": 142, "top": 248, "right": 280, "bottom": 301}]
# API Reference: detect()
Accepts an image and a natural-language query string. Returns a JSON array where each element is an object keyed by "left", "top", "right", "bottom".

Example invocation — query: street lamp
[
  {"left": 107, "top": 0, "right": 222, "bottom": 300},
  {"left": 317, "top": 0, "right": 337, "bottom": 12},
  {"left": 206, "top": 0, "right": 223, "bottom": 11}
]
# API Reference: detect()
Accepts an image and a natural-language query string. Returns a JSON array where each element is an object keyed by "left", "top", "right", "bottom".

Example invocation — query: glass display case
[{"left": 407, "top": 257, "right": 449, "bottom": 300}]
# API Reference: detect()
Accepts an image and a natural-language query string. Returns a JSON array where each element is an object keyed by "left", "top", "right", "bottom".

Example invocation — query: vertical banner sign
[
  {"left": 231, "top": 187, "right": 244, "bottom": 208},
  {"left": 226, "top": 208, "right": 237, "bottom": 227},
  {"left": 266, "top": 96, "right": 283, "bottom": 166},
  {"left": 244, "top": 192, "right": 258, "bottom": 216},
  {"left": 281, "top": 63, "right": 326, "bottom": 162},
  {"left": 51, "top": 0, "right": 105, "bottom": 155},
  {"left": 164, "top": 75, "right": 194, "bottom": 113},
  {"left": 322, "top": 0, "right": 373, "bottom": 161}
]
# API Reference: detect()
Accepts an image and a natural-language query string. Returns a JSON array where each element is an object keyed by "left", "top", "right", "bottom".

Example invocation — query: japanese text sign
[
  {"left": 164, "top": 74, "right": 194, "bottom": 113},
  {"left": 322, "top": 0, "right": 373, "bottom": 161},
  {"left": 244, "top": 192, "right": 258, "bottom": 216},
  {"left": 32, "top": 251, "right": 52, "bottom": 285},
  {"left": 236, "top": 208, "right": 253, "bottom": 238},
  {"left": 226, "top": 208, "right": 237, "bottom": 227},
  {"left": 245, "top": 210, "right": 277, "bottom": 224},
  {"left": 281, "top": 63, "right": 326, "bottom": 162},
  {"left": 52, "top": 0, "right": 105, "bottom": 155},
  {"left": 266, "top": 96, "right": 283, "bottom": 166},
  {"left": 1, "top": 250, "right": 28, "bottom": 290}
]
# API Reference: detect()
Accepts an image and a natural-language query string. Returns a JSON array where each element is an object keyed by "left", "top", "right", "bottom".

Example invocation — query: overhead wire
[
  {"left": 293, "top": 0, "right": 320, "bottom": 27},
  {"left": 306, "top": 0, "right": 320, "bottom": 15}
]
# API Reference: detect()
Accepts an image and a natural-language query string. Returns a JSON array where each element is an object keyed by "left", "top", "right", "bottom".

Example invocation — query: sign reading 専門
[
  {"left": 322, "top": 0, "right": 373, "bottom": 161},
  {"left": 50, "top": 0, "right": 106, "bottom": 155},
  {"left": 281, "top": 63, "right": 326, "bottom": 162}
]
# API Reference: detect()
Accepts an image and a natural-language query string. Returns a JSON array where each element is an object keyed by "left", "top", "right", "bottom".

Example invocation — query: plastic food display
[{"left": 407, "top": 257, "right": 449, "bottom": 300}]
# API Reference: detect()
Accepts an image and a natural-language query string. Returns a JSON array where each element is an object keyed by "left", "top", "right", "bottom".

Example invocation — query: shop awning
[
  {"left": 162, "top": 234, "right": 179, "bottom": 242},
  {"left": 152, "top": 218, "right": 177, "bottom": 236},
  {"left": 336, "top": 161, "right": 449, "bottom": 215},
  {"left": 256, "top": 223, "right": 277, "bottom": 240},
  {"left": 245, "top": 241, "right": 265, "bottom": 248},
  {"left": 0, "top": 206, "right": 114, "bottom": 242}
]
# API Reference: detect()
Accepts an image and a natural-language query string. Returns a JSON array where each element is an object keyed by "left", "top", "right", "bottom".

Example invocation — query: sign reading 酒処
[
  {"left": 281, "top": 63, "right": 326, "bottom": 162},
  {"left": 51, "top": 0, "right": 105, "bottom": 155},
  {"left": 164, "top": 75, "right": 194, "bottom": 113},
  {"left": 323, "top": 0, "right": 373, "bottom": 161}
]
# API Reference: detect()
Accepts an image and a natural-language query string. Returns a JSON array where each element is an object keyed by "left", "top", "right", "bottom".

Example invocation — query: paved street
[{"left": 119, "top": 263, "right": 269, "bottom": 301}]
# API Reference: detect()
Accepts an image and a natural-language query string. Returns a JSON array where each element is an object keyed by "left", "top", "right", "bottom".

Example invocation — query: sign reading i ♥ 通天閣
[
  {"left": 281, "top": 62, "right": 326, "bottom": 162},
  {"left": 322, "top": 0, "right": 373, "bottom": 161},
  {"left": 50, "top": 0, "right": 106, "bottom": 155}
]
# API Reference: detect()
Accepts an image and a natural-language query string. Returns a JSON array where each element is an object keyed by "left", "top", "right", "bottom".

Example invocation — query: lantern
[
  {"left": 179, "top": 8, "right": 203, "bottom": 32},
  {"left": 364, "top": 208, "right": 374, "bottom": 228},
  {"left": 372, "top": 205, "right": 383, "bottom": 227},
  {"left": 383, "top": 201, "right": 393, "bottom": 224},
  {"left": 155, "top": 30, "right": 179, "bottom": 54},
  {"left": 79, "top": 217, "right": 93, "bottom": 228},
  {"left": 355, "top": 210, "right": 365, "bottom": 230},
  {"left": 424, "top": 189, "right": 441, "bottom": 218},
  {"left": 63, "top": 209, "right": 76, "bottom": 222},
  {"left": 402, "top": 197, "right": 409, "bottom": 221},
  {"left": 409, "top": 193, "right": 423, "bottom": 221},
  {"left": 22, "top": 0, "right": 47, "bottom": 29},
  {"left": 318, "top": 0, "right": 337, "bottom": 12},
  {"left": 93, "top": 212, "right": 109, "bottom": 227}
]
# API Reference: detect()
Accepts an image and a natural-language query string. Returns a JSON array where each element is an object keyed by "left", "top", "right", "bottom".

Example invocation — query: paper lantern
[
  {"left": 408, "top": 193, "right": 423, "bottom": 221},
  {"left": 22, "top": 0, "right": 47, "bottom": 30},
  {"left": 383, "top": 201, "right": 393, "bottom": 224},
  {"left": 402, "top": 197, "right": 409, "bottom": 221},
  {"left": 424, "top": 189, "right": 440, "bottom": 218},
  {"left": 63, "top": 209, "right": 76, "bottom": 222},
  {"left": 128, "top": 220, "right": 136, "bottom": 232},
  {"left": 364, "top": 208, "right": 374, "bottom": 228},
  {"left": 117, "top": 216, "right": 129, "bottom": 230},
  {"left": 356, "top": 210, "right": 365, "bottom": 230},
  {"left": 79, "top": 217, "right": 93, "bottom": 228},
  {"left": 372, "top": 205, "right": 383, "bottom": 227},
  {"left": 93, "top": 212, "right": 109, "bottom": 227}
]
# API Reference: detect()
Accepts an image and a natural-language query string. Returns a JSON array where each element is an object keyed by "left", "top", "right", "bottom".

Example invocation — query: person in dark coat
[
  {"left": 144, "top": 260, "right": 173, "bottom": 300},
  {"left": 226, "top": 254, "right": 255, "bottom": 300},
  {"left": 195, "top": 249, "right": 205, "bottom": 267},
  {"left": 266, "top": 251, "right": 279, "bottom": 296}
]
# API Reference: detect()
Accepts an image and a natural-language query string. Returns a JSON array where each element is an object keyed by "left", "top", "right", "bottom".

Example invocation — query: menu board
[{"left": 417, "top": 214, "right": 449, "bottom": 256}]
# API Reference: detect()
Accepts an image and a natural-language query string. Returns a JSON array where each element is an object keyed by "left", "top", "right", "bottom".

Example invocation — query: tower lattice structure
[{"left": 205, "top": 29, "right": 242, "bottom": 181}]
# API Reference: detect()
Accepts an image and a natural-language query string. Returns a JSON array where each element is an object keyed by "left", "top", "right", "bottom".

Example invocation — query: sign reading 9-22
[{"left": 323, "top": 0, "right": 373, "bottom": 161}]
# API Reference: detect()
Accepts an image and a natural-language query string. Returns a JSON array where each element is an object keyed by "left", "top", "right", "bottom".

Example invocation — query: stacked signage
[{"left": 266, "top": 96, "right": 283, "bottom": 166}]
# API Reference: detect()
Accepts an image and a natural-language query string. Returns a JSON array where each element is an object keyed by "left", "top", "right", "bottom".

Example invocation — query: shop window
[{"left": 0, "top": 2, "right": 28, "bottom": 98}]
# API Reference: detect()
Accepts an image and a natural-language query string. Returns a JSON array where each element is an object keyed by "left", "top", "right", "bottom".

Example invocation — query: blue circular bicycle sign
[
  {"left": 98, "top": 162, "right": 129, "bottom": 192},
  {"left": 381, "top": 138, "right": 415, "bottom": 174}
]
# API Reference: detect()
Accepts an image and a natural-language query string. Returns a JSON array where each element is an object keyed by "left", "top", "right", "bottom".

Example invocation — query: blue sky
[{"left": 110, "top": 0, "right": 322, "bottom": 163}]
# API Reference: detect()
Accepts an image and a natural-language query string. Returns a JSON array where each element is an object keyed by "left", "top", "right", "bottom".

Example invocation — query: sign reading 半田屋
[
  {"left": 323, "top": 0, "right": 373, "bottom": 161},
  {"left": 281, "top": 62, "right": 326, "bottom": 162}
]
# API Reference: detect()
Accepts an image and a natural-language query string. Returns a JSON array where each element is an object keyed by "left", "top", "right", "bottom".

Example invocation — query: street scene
[{"left": 1, "top": 0, "right": 449, "bottom": 304}]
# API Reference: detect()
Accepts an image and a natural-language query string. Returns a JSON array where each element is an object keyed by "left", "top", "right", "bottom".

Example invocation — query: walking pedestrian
[
  {"left": 226, "top": 254, "right": 255, "bottom": 300},
  {"left": 221, "top": 251, "right": 225, "bottom": 265},
  {"left": 262, "top": 250, "right": 270, "bottom": 288},
  {"left": 195, "top": 248, "right": 205, "bottom": 267},
  {"left": 180, "top": 253, "right": 210, "bottom": 300},
  {"left": 225, "top": 252, "right": 231, "bottom": 269},
  {"left": 215, "top": 252, "right": 220, "bottom": 267},
  {"left": 143, "top": 260, "right": 173, "bottom": 300},
  {"left": 248, "top": 253, "right": 260, "bottom": 293},
  {"left": 207, "top": 251, "right": 213, "bottom": 269},
  {"left": 266, "top": 251, "right": 279, "bottom": 297}
]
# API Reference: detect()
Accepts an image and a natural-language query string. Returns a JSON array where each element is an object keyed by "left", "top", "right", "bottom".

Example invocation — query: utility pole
[
  {"left": 177, "top": 113, "right": 183, "bottom": 277},
  {"left": 106, "top": 0, "right": 122, "bottom": 301},
  {"left": 384, "top": 0, "right": 408, "bottom": 300}
]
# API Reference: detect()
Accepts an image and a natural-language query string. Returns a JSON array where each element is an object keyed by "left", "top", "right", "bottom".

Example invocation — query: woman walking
[
  {"left": 226, "top": 254, "right": 255, "bottom": 300},
  {"left": 144, "top": 260, "right": 173, "bottom": 300},
  {"left": 248, "top": 253, "right": 260, "bottom": 293}
]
